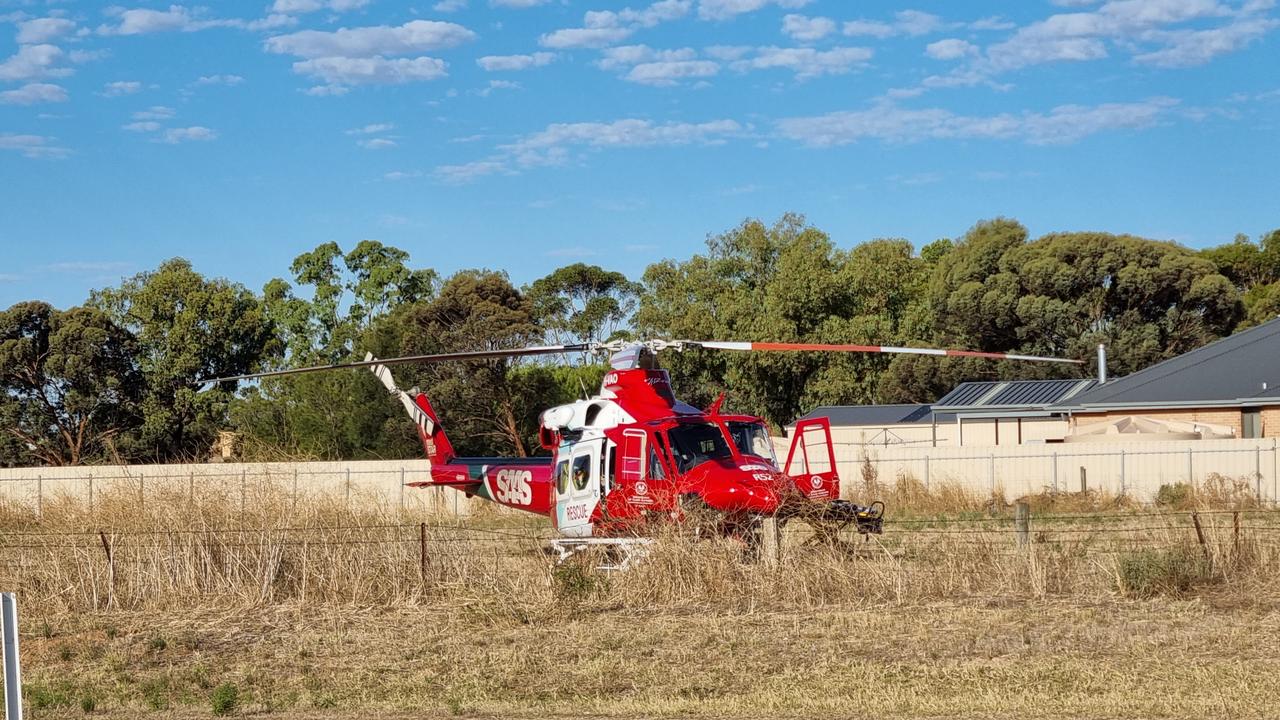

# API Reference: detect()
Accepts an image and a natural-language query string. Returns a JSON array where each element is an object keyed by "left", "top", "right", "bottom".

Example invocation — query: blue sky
[{"left": 1, "top": 0, "right": 1278, "bottom": 309}]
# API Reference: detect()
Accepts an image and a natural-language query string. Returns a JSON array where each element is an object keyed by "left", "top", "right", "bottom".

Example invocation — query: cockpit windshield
[
  {"left": 727, "top": 421, "right": 777, "bottom": 464},
  {"left": 667, "top": 422, "right": 734, "bottom": 473}
]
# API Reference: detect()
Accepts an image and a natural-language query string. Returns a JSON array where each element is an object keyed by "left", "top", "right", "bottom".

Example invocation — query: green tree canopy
[
  {"left": 526, "top": 263, "right": 641, "bottom": 347},
  {"left": 635, "top": 214, "right": 931, "bottom": 428},
  {"left": 879, "top": 219, "right": 1243, "bottom": 401},
  {"left": 91, "top": 259, "right": 277, "bottom": 462},
  {"left": 0, "top": 302, "right": 141, "bottom": 466}
]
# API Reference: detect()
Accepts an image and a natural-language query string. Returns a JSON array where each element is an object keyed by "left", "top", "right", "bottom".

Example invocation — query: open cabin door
[
  {"left": 784, "top": 417, "right": 840, "bottom": 500},
  {"left": 555, "top": 439, "right": 602, "bottom": 537}
]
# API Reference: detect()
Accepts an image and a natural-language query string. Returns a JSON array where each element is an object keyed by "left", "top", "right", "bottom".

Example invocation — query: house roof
[
  {"left": 1054, "top": 317, "right": 1280, "bottom": 411},
  {"left": 793, "top": 403, "right": 942, "bottom": 427},
  {"left": 935, "top": 378, "right": 1098, "bottom": 410}
]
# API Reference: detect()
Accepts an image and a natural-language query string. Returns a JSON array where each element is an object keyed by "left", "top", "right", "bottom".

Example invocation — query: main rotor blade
[
  {"left": 195, "top": 344, "right": 592, "bottom": 387},
  {"left": 687, "top": 340, "right": 1083, "bottom": 364}
]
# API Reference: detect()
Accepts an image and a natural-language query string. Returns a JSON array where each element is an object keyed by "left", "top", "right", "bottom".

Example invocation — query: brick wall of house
[
  {"left": 1262, "top": 407, "right": 1280, "bottom": 438},
  {"left": 1072, "top": 408, "right": 1245, "bottom": 438}
]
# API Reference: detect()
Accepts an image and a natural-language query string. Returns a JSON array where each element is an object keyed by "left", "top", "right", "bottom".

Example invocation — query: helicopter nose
[{"left": 698, "top": 468, "right": 788, "bottom": 514}]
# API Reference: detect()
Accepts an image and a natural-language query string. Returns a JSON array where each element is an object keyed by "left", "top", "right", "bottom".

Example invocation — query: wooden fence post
[
  {"left": 98, "top": 530, "right": 115, "bottom": 609},
  {"left": 1191, "top": 511, "right": 1211, "bottom": 570},
  {"left": 419, "top": 522, "right": 428, "bottom": 584},
  {"left": 1015, "top": 501, "right": 1030, "bottom": 548}
]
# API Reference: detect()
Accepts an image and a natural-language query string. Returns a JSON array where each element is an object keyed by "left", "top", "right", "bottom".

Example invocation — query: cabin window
[
  {"left": 572, "top": 454, "right": 591, "bottom": 492},
  {"left": 555, "top": 460, "right": 570, "bottom": 494},
  {"left": 728, "top": 421, "right": 776, "bottom": 464},
  {"left": 648, "top": 444, "right": 666, "bottom": 480},
  {"left": 667, "top": 422, "right": 733, "bottom": 473}
]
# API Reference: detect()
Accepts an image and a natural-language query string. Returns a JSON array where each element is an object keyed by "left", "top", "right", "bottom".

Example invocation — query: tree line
[{"left": 3, "top": 215, "right": 1277, "bottom": 467}]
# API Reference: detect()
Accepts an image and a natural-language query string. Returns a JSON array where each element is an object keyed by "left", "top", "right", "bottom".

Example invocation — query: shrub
[
  {"left": 211, "top": 683, "right": 239, "bottom": 716},
  {"left": 80, "top": 696, "right": 96, "bottom": 713},
  {"left": 1117, "top": 547, "right": 1211, "bottom": 597}
]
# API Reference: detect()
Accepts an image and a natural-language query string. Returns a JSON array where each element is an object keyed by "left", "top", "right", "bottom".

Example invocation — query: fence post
[
  {"left": 1014, "top": 501, "right": 1030, "bottom": 548},
  {"left": 2, "top": 592, "right": 22, "bottom": 720},
  {"left": 1256, "top": 446, "right": 1263, "bottom": 502},
  {"left": 1079, "top": 467, "right": 1087, "bottom": 494},
  {"left": 1190, "top": 511, "right": 1211, "bottom": 570},
  {"left": 98, "top": 531, "right": 115, "bottom": 609},
  {"left": 1052, "top": 452, "right": 1059, "bottom": 493},
  {"left": 1187, "top": 447, "right": 1194, "bottom": 485},
  {"left": 189, "top": 471, "right": 195, "bottom": 505},
  {"left": 923, "top": 455, "right": 930, "bottom": 490},
  {"left": 988, "top": 454, "right": 996, "bottom": 495},
  {"left": 1119, "top": 449, "right": 1126, "bottom": 497},
  {"left": 399, "top": 467, "right": 406, "bottom": 509},
  {"left": 419, "top": 522, "right": 428, "bottom": 584}
]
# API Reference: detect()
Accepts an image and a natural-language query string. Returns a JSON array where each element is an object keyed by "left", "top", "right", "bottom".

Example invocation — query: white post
[{"left": 2, "top": 592, "right": 22, "bottom": 720}]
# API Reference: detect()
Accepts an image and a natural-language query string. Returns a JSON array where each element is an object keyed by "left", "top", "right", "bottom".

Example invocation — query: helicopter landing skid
[{"left": 547, "top": 538, "right": 655, "bottom": 572}]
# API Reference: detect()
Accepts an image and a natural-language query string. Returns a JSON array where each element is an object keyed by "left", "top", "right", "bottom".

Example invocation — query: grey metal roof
[
  {"left": 793, "top": 404, "right": 942, "bottom": 427},
  {"left": 935, "top": 378, "right": 1097, "bottom": 410},
  {"left": 1055, "top": 317, "right": 1280, "bottom": 410}
]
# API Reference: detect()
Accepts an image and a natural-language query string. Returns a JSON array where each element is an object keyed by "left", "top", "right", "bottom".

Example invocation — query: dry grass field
[{"left": 2, "top": 478, "right": 1278, "bottom": 719}]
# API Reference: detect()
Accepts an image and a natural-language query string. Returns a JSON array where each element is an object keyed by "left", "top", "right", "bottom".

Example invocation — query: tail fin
[{"left": 366, "top": 353, "right": 456, "bottom": 464}]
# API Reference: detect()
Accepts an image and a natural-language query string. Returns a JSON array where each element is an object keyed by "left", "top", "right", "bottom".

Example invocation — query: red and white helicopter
[{"left": 206, "top": 339, "right": 1079, "bottom": 556}]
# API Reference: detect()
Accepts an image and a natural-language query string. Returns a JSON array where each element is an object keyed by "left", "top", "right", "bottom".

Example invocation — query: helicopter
[{"left": 203, "top": 338, "right": 1080, "bottom": 555}]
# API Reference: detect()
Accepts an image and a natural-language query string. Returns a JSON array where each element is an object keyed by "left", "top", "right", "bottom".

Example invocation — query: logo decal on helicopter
[
  {"left": 635, "top": 481, "right": 648, "bottom": 496},
  {"left": 493, "top": 469, "right": 534, "bottom": 505},
  {"left": 810, "top": 475, "right": 824, "bottom": 489}
]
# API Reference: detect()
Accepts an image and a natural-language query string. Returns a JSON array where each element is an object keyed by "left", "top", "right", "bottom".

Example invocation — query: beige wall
[
  {"left": 0, "top": 459, "right": 475, "bottom": 517},
  {"left": 1264, "top": 408, "right": 1280, "bottom": 439},
  {"left": 842, "top": 437, "right": 1279, "bottom": 504}
]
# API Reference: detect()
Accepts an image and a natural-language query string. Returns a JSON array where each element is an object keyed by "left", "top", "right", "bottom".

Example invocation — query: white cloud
[
  {"left": 133, "top": 105, "right": 176, "bottom": 120},
  {"left": 16, "top": 17, "right": 77, "bottom": 44},
  {"left": 627, "top": 59, "right": 719, "bottom": 85},
  {"left": 271, "top": 0, "right": 371, "bottom": 13},
  {"left": 0, "top": 82, "right": 68, "bottom": 105},
  {"left": 160, "top": 126, "right": 217, "bottom": 143},
  {"left": 491, "top": 0, "right": 551, "bottom": 6},
  {"left": 539, "top": 1, "right": 691, "bottom": 48},
  {"left": 0, "top": 44, "right": 69, "bottom": 82},
  {"left": 473, "top": 79, "right": 522, "bottom": 95},
  {"left": 435, "top": 160, "right": 511, "bottom": 183},
  {"left": 123, "top": 121, "right": 161, "bottom": 132},
  {"left": 265, "top": 20, "right": 476, "bottom": 58},
  {"left": 357, "top": 137, "right": 396, "bottom": 149},
  {"left": 926, "top": 38, "right": 978, "bottom": 60},
  {"left": 0, "top": 133, "right": 70, "bottom": 159},
  {"left": 383, "top": 170, "right": 422, "bottom": 180},
  {"left": 292, "top": 55, "right": 449, "bottom": 84},
  {"left": 697, "top": 0, "right": 811, "bottom": 21},
  {"left": 303, "top": 84, "right": 350, "bottom": 96},
  {"left": 843, "top": 9, "right": 945, "bottom": 37},
  {"left": 435, "top": 0, "right": 468, "bottom": 10},
  {"left": 193, "top": 74, "right": 245, "bottom": 86},
  {"left": 98, "top": 5, "right": 231, "bottom": 35},
  {"left": 1134, "top": 16, "right": 1277, "bottom": 66},
  {"left": 101, "top": 80, "right": 142, "bottom": 96},
  {"left": 729, "top": 46, "right": 873, "bottom": 79},
  {"left": 777, "top": 97, "right": 1178, "bottom": 146},
  {"left": 477, "top": 52, "right": 555, "bottom": 70},
  {"left": 782, "top": 14, "right": 836, "bottom": 42},
  {"left": 540, "top": 26, "right": 633, "bottom": 48},
  {"left": 346, "top": 123, "right": 394, "bottom": 135},
  {"left": 437, "top": 117, "right": 744, "bottom": 182}
]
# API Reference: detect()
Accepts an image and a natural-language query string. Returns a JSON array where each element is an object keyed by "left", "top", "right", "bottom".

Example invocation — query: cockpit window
[
  {"left": 728, "top": 421, "right": 777, "bottom": 464},
  {"left": 667, "top": 422, "right": 733, "bottom": 473}
]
